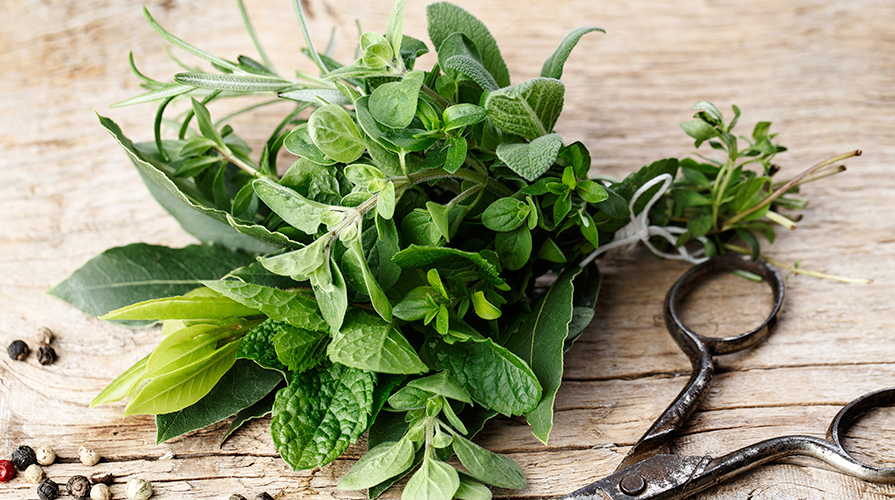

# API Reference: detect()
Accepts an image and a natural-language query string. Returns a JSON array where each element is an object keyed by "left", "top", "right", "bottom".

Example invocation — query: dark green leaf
[
  {"left": 407, "top": 371, "right": 472, "bottom": 404},
  {"left": 540, "top": 27, "right": 604, "bottom": 79},
  {"left": 495, "top": 225, "right": 532, "bottom": 271},
  {"left": 337, "top": 438, "right": 415, "bottom": 490},
  {"left": 274, "top": 324, "right": 329, "bottom": 372},
  {"left": 393, "top": 286, "right": 439, "bottom": 321},
  {"left": 327, "top": 309, "right": 427, "bottom": 374},
  {"left": 451, "top": 433, "right": 526, "bottom": 489},
  {"left": 220, "top": 389, "right": 276, "bottom": 445},
  {"left": 481, "top": 197, "right": 529, "bottom": 232},
  {"left": 392, "top": 245, "right": 504, "bottom": 287},
  {"left": 237, "top": 319, "right": 289, "bottom": 372},
  {"left": 252, "top": 178, "right": 336, "bottom": 235}
]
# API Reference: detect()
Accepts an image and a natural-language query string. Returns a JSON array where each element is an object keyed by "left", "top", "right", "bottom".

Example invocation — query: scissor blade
[{"left": 560, "top": 455, "right": 711, "bottom": 500}]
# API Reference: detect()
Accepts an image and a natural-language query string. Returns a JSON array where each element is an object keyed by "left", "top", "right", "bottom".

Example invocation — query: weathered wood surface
[{"left": 2, "top": 0, "right": 894, "bottom": 498}]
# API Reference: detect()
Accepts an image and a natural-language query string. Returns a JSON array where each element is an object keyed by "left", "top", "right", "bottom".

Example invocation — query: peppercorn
[
  {"left": 90, "top": 483, "right": 111, "bottom": 500},
  {"left": 68, "top": 475, "right": 91, "bottom": 499},
  {"left": 126, "top": 478, "right": 153, "bottom": 500},
  {"left": 229, "top": 495, "right": 247, "bottom": 500},
  {"left": 24, "top": 463, "right": 45, "bottom": 484},
  {"left": 36, "top": 327, "right": 54, "bottom": 345},
  {"left": 90, "top": 472, "right": 113, "bottom": 485},
  {"left": 37, "top": 345, "right": 57, "bottom": 365},
  {"left": 78, "top": 446, "right": 101, "bottom": 466},
  {"left": 35, "top": 445, "right": 56, "bottom": 466},
  {"left": 8, "top": 340, "right": 29, "bottom": 361},
  {"left": 11, "top": 444, "right": 37, "bottom": 470},
  {"left": 0, "top": 459, "right": 15, "bottom": 482},
  {"left": 256, "top": 493, "right": 274, "bottom": 500},
  {"left": 37, "top": 478, "right": 59, "bottom": 500}
]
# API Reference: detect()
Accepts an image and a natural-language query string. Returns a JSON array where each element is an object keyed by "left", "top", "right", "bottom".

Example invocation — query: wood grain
[{"left": 2, "top": 0, "right": 894, "bottom": 498}]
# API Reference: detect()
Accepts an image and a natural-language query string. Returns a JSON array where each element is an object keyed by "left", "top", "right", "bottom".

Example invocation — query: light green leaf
[
  {"left": 426, "top": 201, "right": 452, "bottom": 242},
  {"left": 327, "top": 307, "right": 426, "bottom": 373},
  {"left": 252, "top": 178, "right": 336, "bottom": 235},
  {"left": 505, "top": 267, "right": 580, "bottom": 444},
  {"left": 203, "top": 280, "right": 328, "bottom": 331},
  {"left": 385, "top": 0, "right": 409, "bottom": 59},
  {"left": 283, "top": 124, "right": 337, "bottom": 166},
  {"left": 403, "top": 456, "right": 460, "bottom": 500},
  {"left": 388, "top": 385, "right": 434, "bottom": 410},
  {"left": 577, "top": 179, "right": 608, "bottom": 203},
  {"left": 444, "top": 136, "right": 467, "bottom": 174},
  {"left": 481, "top": 197, "right": 529, "bottom": 232},
  {"left": 471, "top": 291, "right": 501, "bottom": 320},
  {"left": 348, "top": 239, "right": 393, "bottom": 321},
  {"left": 443, "top": 104, "right": 487, "bottom": 132},
  {"left": 540, "top": 27, "right": 604, "bottom": 79},
  {"left": 393, "top": 286, "right": 439, "bottom": 321},
  {"left": 257, "top": 237, "right": 328, "bottom": 282},
  {"left": 455, "top": 474, "right": 492, "bottom": 500},
  {"left": 279, "top": 88, "right": 351, "bottom": 106},
  {"left": 426, "top": 2, "right": 510, "bottom": 87},
  {"left": 378, "top": 181, "right": 396, "bottom": 220},
  {"left": 90, "top": 354, "right": 149, "bottom": 407},
  {"left": 392, "top": 245, "right": 504, "bottom": 287},
  {"left": 495, "top": 132, "right": 563, "bottom": 182},
  {"left": 270, "top": 362, "right": 375, "bottom": 469},
  {"left": 485, "top": 78, "right": 565, "bottom": 140},
  {"left": 99, "top": 295, "right": 259, "bottom": 321},
  {"left": 406, "top": 371, "right": 471, "bottom": 404},
  {"left": 313, "top": 257, "right": 348, "bottom": 332},
  {"left": 174, "top": 72, "right": 295, "bottom": 92},
  {"left": 110, "top": 83, "right": 193, "bottom": 108},
  {"left": 451, "top": 434, "right": 526, "bottom": 489},
  {"left": 338, "top": 438, "right": 415, "bottom": 490},
  {"left": 308, "top": 104, "right": 366, "bottom": 163},
  {"left": 146, "top": 322, "right": 242, "bottom": 377},
  {"left": 681, "top": 120, "right": 720, "bottom": 146},
  {"left": 369, "top": 70, "right": 425, "bottom": 129}
]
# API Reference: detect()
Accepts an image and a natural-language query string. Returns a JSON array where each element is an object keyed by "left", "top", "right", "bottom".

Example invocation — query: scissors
[{"left": 560, "top": 254, "right": 895, "bottom": 500}]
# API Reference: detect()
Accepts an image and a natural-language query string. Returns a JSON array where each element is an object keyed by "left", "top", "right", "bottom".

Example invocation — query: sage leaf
[
  {"left": 174, "top": 72, "right": 295, "bottom": 92},
  {"left": 406, "top": 370, "right": 472, "bottom": 404},
  {"left": 403, "top": 455, "right": 460, "bottom": 500},
  {"left": 426, "top": 2, "right": 510, "bottom": 88},
  {"left": 505, "top": 266, "right": 580, "bottom": 444},
  {"left": 100, "top": 295, "right": 260, "bottom": 321},
  {"left": 442, "top": 55, "right": 498, "bottom": 92},
  {"left": 451, "top": 434, "right": 526, "bottom": 489},
  {"left": 328, "top": 309, "right": 426, "bottom": 374},
  {"left": 274, "top": 324, "right": 329, "bottom": 373},
  {"left": 202, "top": 280, "right": 328, "bottom": 331},
  {"left": 49, "top": 243, "right": 255, "bottom": 325},
  {"left": 485, "top": 78, "right": 565, "bottom": 140},
  {"left": 283, "top": 124, "right": 337, "bottom": 165},
  {"left": 155, "top": 358, "right": 283, "bottom": 443},
  {"left": 540, "top": 27, "right": 605, "bottom": 80},
  {"left": 369, "top": 70, "right": 425, "bottom": 129},
  {"left": 495, "top": 132, "right": 563, "bottom": 182},
  {"left": 385, "top": 0, "right": 408, "bottom": 58},
  {"left": 308, "top": 104, "right": 366, "bottom": 163},
  {"left": 338, "top": 438, "right": 415, "bottom": 491},
  {"left": 270, "top": 362, "right": 375, "bottom": 470},
  {"left": 124, "top": 340, "right": 240, "bottom": 416},
  {"left": 435, "top": 337, "right": 541, "bottom": 416}
]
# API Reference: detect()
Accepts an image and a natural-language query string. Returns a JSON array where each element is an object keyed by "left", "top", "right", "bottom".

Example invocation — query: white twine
[{"left": 579, "top": 173, "right": 709, "bottom": 267}]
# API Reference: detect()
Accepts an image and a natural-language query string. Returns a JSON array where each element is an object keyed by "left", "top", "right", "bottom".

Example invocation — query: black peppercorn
[
  {"left": 256, "top": 493, "right": 274, "bottom": 500},
  {"left": 229, "top": 495, "right": 247, "bottom": 500},
  {"left": 37, "top": 478, "right": 59, "bottom": 500},
  {"left": 7, "top": 340, "right": 29, "bottom": 361},
  {"left": 68, "top": 475, "right": 90, "bottom": 499},
  {"left": 90, "top": 472, "right": 114, "bottom": 485},
  {"left": 11, "top": 445, "right": 37, "bottom": 470},
  {"left": 37, "top": 345, "right": 57, "bottom": 366}
]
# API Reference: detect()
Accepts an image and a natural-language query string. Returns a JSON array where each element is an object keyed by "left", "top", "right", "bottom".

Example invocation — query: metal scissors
[{"left": 560, "top": 254, "right": 895, "bottom": 500}]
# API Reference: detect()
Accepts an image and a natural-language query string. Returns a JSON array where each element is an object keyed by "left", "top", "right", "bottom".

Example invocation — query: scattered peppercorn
[
  {"left": 37, "top": 478, "right": 59, "bottom": 500},
  {"left": 126, "top": 478, "right": 153, "bottom": 500},
  {"left": 229, "top": 495, "right": 247, "bottom": 500},
  {"left": 24, "top": 463, "right": 45, "bottom": 484},
  {"left": 35, "top": 445, "right": 56, "bottom": 466},
  {"left": 256, "top": 493, "right": 274, "bottom": 500},
  {"left": 90, "top": 483, "right": 112, "bottom": 500},
  {"left": 90, "top": 472, "right": 113, "bottom": 485},
  {"left": 36, "top": 327, "right": 54, "bottom": 345},
  {"left": 12, "top": 445, "right": 37, "bottom": 470},
  {"left": 78, "top": 446, "right": 101, "bottom": 466},
  {"left": 37, "top": 345, "right": 57, "bottom": 365},
  {"left": 8, "top": 340, "right": 29, "bottom": 361},
  {"left": 0, "top": 459, "right": 15, "bottom": 482},
  {"left": 68, "top": 475, "right": 91, "bottom": 499}
]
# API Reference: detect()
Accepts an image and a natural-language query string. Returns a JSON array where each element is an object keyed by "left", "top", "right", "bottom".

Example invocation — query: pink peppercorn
[{"left": 0, "top": 459, "right": 15, "bottom": 482}]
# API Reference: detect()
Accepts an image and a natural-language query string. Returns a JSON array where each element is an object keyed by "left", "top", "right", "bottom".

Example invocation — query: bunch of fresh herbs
[{"left": 49, "top": 0, "right": 856, "bottom": 498}]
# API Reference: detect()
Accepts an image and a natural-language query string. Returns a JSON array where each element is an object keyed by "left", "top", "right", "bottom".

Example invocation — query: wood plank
[{"left": 2, "top": 0, "right": 894, "bottom": 498}]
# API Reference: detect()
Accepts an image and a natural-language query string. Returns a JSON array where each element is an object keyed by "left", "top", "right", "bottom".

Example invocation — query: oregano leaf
[{"left": 308, "top": 104, "right": 366, "bottom": 163}]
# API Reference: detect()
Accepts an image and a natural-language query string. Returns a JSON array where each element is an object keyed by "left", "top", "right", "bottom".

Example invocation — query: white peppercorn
[
  {"left": 36, "top": 327, "right": 54, "bottom": 345},
  {"left": 127, "top": 478, "right": 153, "bottom": 500},
  {"left": 90, "top": 483, "right": 111, "bottom": 500},
  {"left": 24, "top": 464, "right": 45, "bottom": 483},
  {"left": 78, "top": 446, "right": 101, "bottom": 466},
  {"left": 35, "top": 445, "right": 56, "bottom": 466}
]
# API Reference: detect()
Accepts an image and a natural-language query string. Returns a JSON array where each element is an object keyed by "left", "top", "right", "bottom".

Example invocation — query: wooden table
[{"left": 2, "top": 0, "right": 894, "bottom": 498}]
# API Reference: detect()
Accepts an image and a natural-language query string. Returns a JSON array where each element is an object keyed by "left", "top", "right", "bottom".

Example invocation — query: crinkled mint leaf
[
  {"left": 274, "top": 324, "right": 329, "bottom": 373},
  {"left": 237, "top": 319, "right": 290, "bottom": 372},
  {"left": 484, "top": 78, "right": 565, "bottom": 140},
  {"left": 270, "top": 362, "right": 375, "bottom": 470},
  {"left": 327, "top": 309, "right": 427, "bottom": 374}
]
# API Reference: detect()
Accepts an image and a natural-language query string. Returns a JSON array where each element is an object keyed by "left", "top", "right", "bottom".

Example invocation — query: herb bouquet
[{"left": 49, "top": 0, "right": 856, "bottom": 497}]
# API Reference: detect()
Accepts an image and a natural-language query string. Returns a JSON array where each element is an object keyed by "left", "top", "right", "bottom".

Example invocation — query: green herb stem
[
  {"left": 420, "top": 83, "right": 450, "bottom": 109},
  {"left": 724, "top": 244, "right": 872, "bottom": 284},
  {"left": 237, "top": 0, "right": 278, "bottom": 76},
  {"left": 292, "top": 0, "right": 328, "bottom": 75}
]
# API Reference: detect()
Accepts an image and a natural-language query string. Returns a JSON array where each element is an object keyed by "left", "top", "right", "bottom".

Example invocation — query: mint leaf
[
  {"left": 155, "top": 359, "right": 283, "bottom": 443},
  {"left": 485, "top": 79, "right": 565, "bottom": 140},
  {"left": 495, "top": 133, "right": 563, "bottom": 181},
  {"left": 202, "top": 280, "right": 327, "bottom": 331},
  {"left": 435, "top": 337, "right": 541, "bottom": 416},
  {"left": 505, "top": 266, "right": 580, "bottom": 444},
  {"left": 274, "top": 324, "right": 329, "bottom": 373},
  {"left": 426, "top": 2, "right": 510, "bottom": 88},
  {"left": 540, "top": 27, "right": 604, "bottom": 80},
  {"left": 49, "top": 243, "right": 255, "bottom": 325},
  {"left": 403, "top": 455, "right": 460, "bottom": 500},
  {"left": 237, "top": 319, "right": 289, "bottom": 372},
  {"left": 406, "top": 371, "right": 472, "bottom": 404},
  {"left": 337, "top": 438, "right": 415, "bottom": 490},
  {"left": 270, "top": 362, "right": 375, "bottom": 470},
  {"left": 451, "top": 434, "right": 526, "bottom": 489},
  {"left": 327, "top": 309, "right": 427, "bottom": 374}
]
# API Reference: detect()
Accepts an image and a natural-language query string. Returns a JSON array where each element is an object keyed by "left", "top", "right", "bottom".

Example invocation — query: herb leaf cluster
[{"left": 50, "top": 0, "right": 849, "bottom": 498}]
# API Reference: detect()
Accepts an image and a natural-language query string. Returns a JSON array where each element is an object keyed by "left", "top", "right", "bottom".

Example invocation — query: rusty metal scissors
[{"left": 561, "top": 255, "right": 895, "bottom": 500}]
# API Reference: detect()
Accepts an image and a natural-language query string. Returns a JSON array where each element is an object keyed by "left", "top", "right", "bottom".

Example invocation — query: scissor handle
[{"left": 665, "top": 254, "right": 785, "bottom": 356}]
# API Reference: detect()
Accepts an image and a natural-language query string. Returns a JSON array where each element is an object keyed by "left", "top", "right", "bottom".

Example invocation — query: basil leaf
[
  {"left": 274, "top": 324, "right": 329, "bottom": 373},
  {"left": 403, "top": 455, "right": 460, "bottom": 500},
  {"left": 505, "top": 266, "right": 580, "bottom": 444},
  {"left": 202, "top": 280, "right": 327, "bottom": 331},
  {"left": 406, "top": 371, "right": 472, "bottom": 404},
  {"left": 100, "top": 295, "right": 260, "bottom": 321},
  {"left": 451, "top": 434, "right": 526, "bottom": 489},
  {"left": 369, "top": 70, "right": 425, "bottom": 129},
  {"left": 481, "top": 197, "right": 529, "bottom": 232},
  {"left": 496, "top": 133, "right": 563, "bottom": 182},
  {"left": 327, "top": 309, "right": 427, "bottom": 374},
  {"left": 485, "top": 79, "right": 565, "bottom": 140},
  {"left": 270, "top": 362, "right": 375, "bottom": 469},
  {"left": 435, "top": 337, "right": 541, "bottom": 416},
  {"left": 442, "top": 55, "right": 498, "bottom": 92},
  {"left": 308, "top": 104, "right": 365, "bottom": 163},
  {"left": 155, "top": 359, "right": 283, "bottom": 443},
  {"left": 49, "top": 243, "right": 255, "bottom": 325},
  {"left": 146, "top": 322, "right": 237, "bottom": 377},
  {"left": 337, "top": 438, "right": 415, "bottom": 490},
  {"left": 540, "top": 27, "right": 604, "bottom": 80},
  {"left": 426, "top": 2, "right": 510, "bottom": 88}
]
